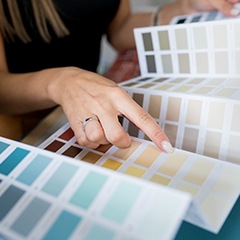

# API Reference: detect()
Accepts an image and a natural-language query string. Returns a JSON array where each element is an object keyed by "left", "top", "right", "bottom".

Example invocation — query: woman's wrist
[{"left": 44, "top": 67, "right": 69, "bottom": 107}]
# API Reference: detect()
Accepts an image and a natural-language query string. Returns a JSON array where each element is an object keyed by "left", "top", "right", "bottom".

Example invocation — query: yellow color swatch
[
  {"left": 149, "top": 95, "right": 162, "bottom": 118},
  {"left": 184, "top": 159, "right": 215, "bottom": 185},
  {"left": 113, "top": 140, "right": 141, "bottom": 160},
  {"left": 213, "top": 167, "right": 240, "bottom": 196},
  {"left": 194, "top": 87, "right": 213, "bottom": 94},
  {"left": 155, "top": 84, "right": 173, "bottom": 90},
  {"left": 200, "top": 192, "right": 229, "bottom": 230},
  {"left": 177, "top": 183, "right": 199, "bottom": 197},
  {"left": 150, "top": 174, "right": 171, "bottom": 186},
  {"left": 166, "top": 97, "right": 181, "bottom": 122},
  {"left": 174, "top": 85, "right": 192, "bottom": 93},
  {"left": 158, "top": 152, "right": 188, "bottom": 177},
  {"left": 125, "top": 166, "right": 146, "bottom": 178},
  {"left": 186, "top": 99, "right": 202, "bottom": 125},
  {"left": 139, "top": 83, "right": 155, "bottom": 89},
  {"left": 101, "top": 159, "right": 122, "bottom": 171},
  {"left": 134, "top": 145, "right": 161, "bottom": 168}
]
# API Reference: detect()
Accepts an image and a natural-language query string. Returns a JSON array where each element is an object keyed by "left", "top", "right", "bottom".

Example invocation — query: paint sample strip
[
  {"left": 39, "top": 123, "right": 240, "bottom": 233},
  {"left": 120, "top": 76, "right": 240, "bottom": 101},
  {"left": 0, "top": 136, "right": 190, "bottom": 240},
  {"left": 119, "top": 80, "right": 240, "bottom": 164},
  {"left": 170, "top": 10, "right": 226, "bottom": 25},
  {"left": 134, "top": 18, "right": 239, "bottom": 76}
]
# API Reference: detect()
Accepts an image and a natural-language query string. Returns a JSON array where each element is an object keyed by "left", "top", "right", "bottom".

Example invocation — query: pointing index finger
[{"left": 121, "top": 99, "right": 174, "bottom": 153}]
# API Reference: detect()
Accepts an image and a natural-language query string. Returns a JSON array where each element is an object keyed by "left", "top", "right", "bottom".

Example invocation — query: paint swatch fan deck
[
  {"left": 0, "top": 10, "right": 240, "bottom": 240},
  {"left": 0, "top": 137, "right": 190, "bottom": 240},
  {"left": 39, "top": 10, "right": 240, "bottom": 237},
  {"left": 38, "top": 123, "right": 240, "bottom": 235},
  {"left": 120, "top": 12, "right": 240, "bottom": 165}
]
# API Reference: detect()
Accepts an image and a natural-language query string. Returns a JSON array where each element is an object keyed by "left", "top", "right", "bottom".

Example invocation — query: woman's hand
[
  {"left": 183, "top": 0, "right": 240, "bottom": 16},
  {"left": 47, "top": 67, "right": 174, "bottom": 153},
  {"left": 159, "top": 0, "right": 240, "bottom": 25}
]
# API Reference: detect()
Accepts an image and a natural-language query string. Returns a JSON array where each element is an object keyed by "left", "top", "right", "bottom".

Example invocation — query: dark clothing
[{"left": 3, "top": 0, "right": 120, "bottom": 73}]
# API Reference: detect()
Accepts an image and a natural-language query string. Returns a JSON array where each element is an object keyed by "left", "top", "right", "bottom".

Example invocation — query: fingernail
[{"left": 161, "top": 140, "right": 174, "bottom": 154}]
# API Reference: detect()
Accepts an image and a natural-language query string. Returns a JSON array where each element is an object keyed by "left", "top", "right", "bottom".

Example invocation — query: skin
[
  {"left": 0, "top": 0, "right": 239, "bottom": 150},
  {"left": 157, "top": 0, "right": 240, "bottom": 25}
]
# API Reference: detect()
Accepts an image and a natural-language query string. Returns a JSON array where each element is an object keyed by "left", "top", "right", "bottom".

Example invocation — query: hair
[{"left": 0, "top": 0, "right": 69, "bottom": 43}]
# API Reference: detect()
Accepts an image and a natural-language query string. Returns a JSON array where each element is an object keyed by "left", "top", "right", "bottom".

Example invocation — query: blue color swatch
[
  {"left": 17, "top": 154, "right": 52, "bottom": 185},
  {"left": 70, "top": 171, "right": 108, "bottom": 209},
  {"left": 0, "top": 141, "right": 9, "bottom": 154},
  {"left": 42, "top": 162, "right": 78, "bottom": 196},
  {"left": 101, "top": 181, "right": 141, "bottom": 223},
  {"left": 43, "top": 210, "right": 81, "bottom": 240},
  {"left": 0, "top": 185, "right": 25, "bottom": 221},
  {"left": 0, "top": 148, "right": 30, "bottom": 175},
  {"left": 84, "top": 224, "right": 115, "bottom": 240},
  {"left": 11, "top": 197, "right": 50, "bottom": 236}
]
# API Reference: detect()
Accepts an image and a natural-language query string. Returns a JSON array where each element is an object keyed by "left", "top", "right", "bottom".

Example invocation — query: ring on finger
[{"left": 82, "top": 116, "right": 99, "bottom": 130}]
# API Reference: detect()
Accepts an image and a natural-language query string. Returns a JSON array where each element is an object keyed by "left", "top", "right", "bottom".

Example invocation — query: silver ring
[{"left": 82, "top": 116, "right": 98, "bottom": 130}]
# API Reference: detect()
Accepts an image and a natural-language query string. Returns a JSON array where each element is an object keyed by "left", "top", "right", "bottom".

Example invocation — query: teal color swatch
[
  {"left": 17, "top": 154, "right": 52, "bottom": 185},
  {"left": 0, "top": 148, "right": 30, "bottom": 175},
  {"left": 101, "top": 181, "right": 141, "bottom": 224},
  {"left": 70, "top": 171, "right": 107, "bottom": 209},
  {"left": 11, "top": 197, "right": 50, "bottom": 236},
  {"left": 84, "top": 224, "right": 115, "bottom": 240},
  {"left": 43, "top": 210, "right": 81, "bottom": 240},
  {"left": 0, "top": 141, "right": 9, "bottom": 154},
  {"left": 42, "top": 162, "right": 78, "bottom": 196},
  {"left": 0, "top": 185, "right": 25, "bottom": 221}
]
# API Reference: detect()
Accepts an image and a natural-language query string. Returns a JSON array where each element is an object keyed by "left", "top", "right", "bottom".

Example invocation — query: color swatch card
[
  {"left": 134, "top": 17, "right": 240, "bottom": 77},
  {"left": 119, "top": 76, "right": 240, "bottom": 165},
  {"left": 117, "top": 13, "right": 240, "bottom": 164},
  {"left": 0, "top": 137, "right": 191, "bottom": 240},
  {"left": 39, "top": 123, "right": 240, "bottom": 233}
]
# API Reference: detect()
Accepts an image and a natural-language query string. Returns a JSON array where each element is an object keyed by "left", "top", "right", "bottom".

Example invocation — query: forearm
[
  {"left": 108, "top": 1, "right": 193, "bottom": 50},
  {"left": 109, "top": 12, "right": 151, "bottom": 51},
  {"left": 158, "top": 1, "right": 194, "bottom": 25},
  {"left": 107, "top": 0, "right": 193, "bottom": 60},
  {"left": 0, "top": 69, "right": 60, "bottom": 114}
]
